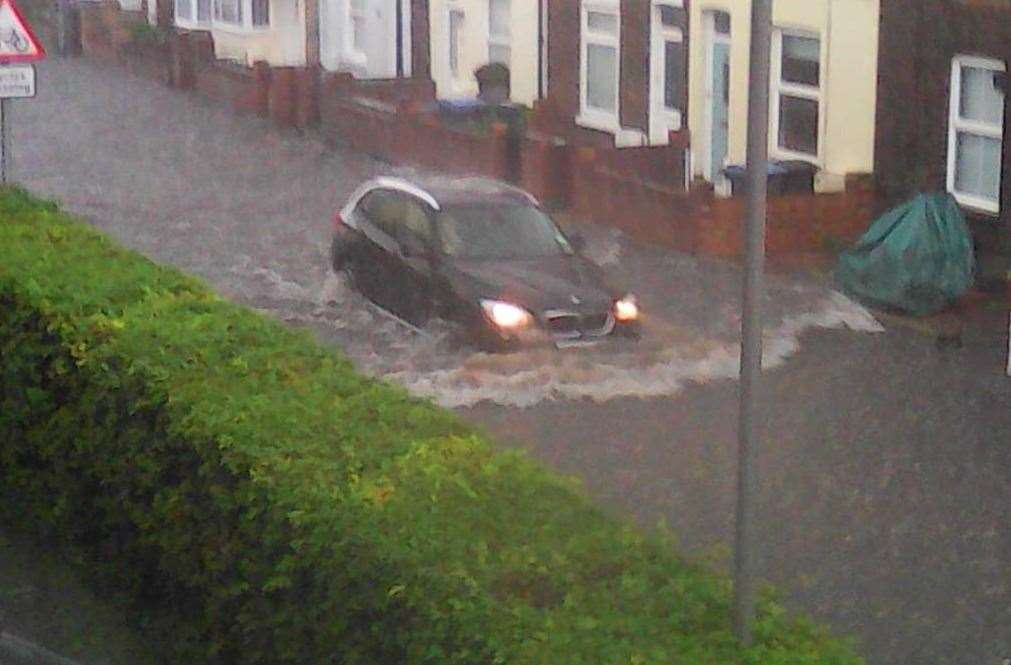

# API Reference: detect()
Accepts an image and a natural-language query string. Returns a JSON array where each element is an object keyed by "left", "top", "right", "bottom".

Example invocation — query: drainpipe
[
  {"left": 537, "top": 0, "right": 545, "bottom": 99},
  {"left": 305, "top": 0, "right": 320, "bottom": 67}
]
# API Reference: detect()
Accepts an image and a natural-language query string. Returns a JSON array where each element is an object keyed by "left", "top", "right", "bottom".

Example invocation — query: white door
[
  {"left": 648, "top": 3, "right": 684, "bottom": 144},
  {"left": 320, "top": 0, "right": 408, "bottom": 78},
  {"left": 704, "top": 10, "right": 731, "bottom": 182}
]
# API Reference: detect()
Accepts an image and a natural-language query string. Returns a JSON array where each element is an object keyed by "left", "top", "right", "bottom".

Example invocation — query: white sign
[{"left": 0, "top": 63, "right": 32, "bottom": 97}]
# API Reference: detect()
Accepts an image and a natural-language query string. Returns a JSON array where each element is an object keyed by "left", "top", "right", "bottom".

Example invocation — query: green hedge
[{"left": 0, "top": 186, "right": 862, "bottom": 664}]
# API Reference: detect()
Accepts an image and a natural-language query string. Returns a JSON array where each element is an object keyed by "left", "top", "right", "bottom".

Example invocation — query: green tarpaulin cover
[{"left": 836, "top": 193, "right": 975, "bottom": 316}]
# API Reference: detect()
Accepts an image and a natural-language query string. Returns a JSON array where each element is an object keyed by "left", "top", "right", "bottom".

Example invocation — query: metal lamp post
[{"left": 735, "top": 0, "right": 772, "bottom": 647}]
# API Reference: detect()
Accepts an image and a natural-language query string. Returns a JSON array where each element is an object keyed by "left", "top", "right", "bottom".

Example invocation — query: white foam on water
[
  {"left": 379, "top": 291, "right": 882, "bottom": 408},
  {"left": 263, "top": 268, "right": 883, "bottom": 408},
  {"left": 582, "top": 230, "right": 623, "bottom": 267}
]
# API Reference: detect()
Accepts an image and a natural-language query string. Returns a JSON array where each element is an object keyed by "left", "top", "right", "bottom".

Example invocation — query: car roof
[{"left": 360, "top": 174, "right": 539, "bottom": 210}]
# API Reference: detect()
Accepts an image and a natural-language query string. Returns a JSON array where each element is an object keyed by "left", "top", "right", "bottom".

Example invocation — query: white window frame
[
  {"left": 648, "top": 0, "right": 685, "bottom": 144},
  {"left": 342, "top": 0, "right": 367, "bottom": 66},
  {"left": 487, "top": 0, "right": 511, "bottom": 66},
  {"left": 211, "top": 0, "right": 269, "bottom": 32},
  {"left": 175, "top": 0, "right": 211, "bottom": 29},
  {"left": 448, "top": 6, "right": 466, "bottom": 82},
  {"left": 947, "top": 54, "right": 1006, "bottom": 215},
  {"left": 578, "top": 0, "right": 621, "bottom": 132},
  {"left": 769, "top": 28, "right": 823, "bottom": 164}
]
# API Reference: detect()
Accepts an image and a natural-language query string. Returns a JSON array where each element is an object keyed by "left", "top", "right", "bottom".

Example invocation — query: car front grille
[{"left": 544, "top": 310, "right": 614, "bottom": 339}]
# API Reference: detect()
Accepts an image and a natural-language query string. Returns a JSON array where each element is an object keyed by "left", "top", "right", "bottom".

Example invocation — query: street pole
[
  {"left": 735, "top": 0, "right": 772, "bottom": 647},
  {"left": 1, "top": 98, "right": 7, "bottom": 184}
]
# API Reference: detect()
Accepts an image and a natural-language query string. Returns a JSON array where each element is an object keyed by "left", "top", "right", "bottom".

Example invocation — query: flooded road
[{"left": 12, "top": 53, "right": 1009, "bottom": 665}]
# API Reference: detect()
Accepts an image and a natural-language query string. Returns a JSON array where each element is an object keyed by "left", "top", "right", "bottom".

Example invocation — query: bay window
[
  {"left": 771, "top": 30, "right": 821, "bottom": 160},
  {"left": 580, "top": 1, "right": 620, "bottom": 128},
  {"left": 947, "top": 55, "right": 1006, "bottom": 214},
  {"left": 488, "top": 0, "right": 511, "bottom": 65}
]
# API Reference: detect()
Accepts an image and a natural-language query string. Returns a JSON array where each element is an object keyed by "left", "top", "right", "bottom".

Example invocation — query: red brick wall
[
  {"left": 875, "top": 0, "right": 1010, "bottom": 250},
  {"left": 520, "top": 132, "right": 572, "bottom": 209},
  {"left": 695, "top": 185, "right": 876, "bottom": 259},
  {"left": 568, "top": 145, "right": 874, "bottom": 259},
  {"left": 543, "top": 0, "right": 689, "bottom": 146},
  {"left": 79, "top": 1, "right": 133, "bottom": 62},
  {"left": 320, "top": 99, "right": 512, "bottom": 180},
  {"left": 322, "top": 73, "right": 436, "bottom": 110}
]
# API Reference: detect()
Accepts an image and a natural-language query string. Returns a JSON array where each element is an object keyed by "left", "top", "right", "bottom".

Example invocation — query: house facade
[
  {"left": 542, "top": 0, "right": 689, "bottom": 147},
  {"left": 170, "top": 0, "right": 305, "bottom": 65},
  {"left": 875, "top": 0, "right": 1009, "bottom": 251},
  {"left": 318, "top": 0, "right": 422, "bottom": 78},
  {"left": 687, "top": 0, "right": 879, "bottom": 190},
  {"left": 427, "top": 0, "right": 544, "bottom": 105}
]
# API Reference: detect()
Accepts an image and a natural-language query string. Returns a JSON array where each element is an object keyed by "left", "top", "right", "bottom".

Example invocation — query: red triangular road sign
[{"left": 0, "top": 0, "right": 45, "bottom": 63}]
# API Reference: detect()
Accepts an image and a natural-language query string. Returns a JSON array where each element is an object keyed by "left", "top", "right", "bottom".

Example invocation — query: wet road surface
[{"left": 9, "top": 53, "right": 1010, "bottom": 664}]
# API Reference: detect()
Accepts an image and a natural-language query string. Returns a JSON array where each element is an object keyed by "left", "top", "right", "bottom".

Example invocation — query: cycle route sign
[{"left": 0, "top": 0, "right": 44, "bottom": 64}]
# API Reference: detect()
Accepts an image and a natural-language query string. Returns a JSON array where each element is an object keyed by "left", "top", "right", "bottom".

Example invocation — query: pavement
[{"left": 2, "top": 46, "right": 1009, "bottom": 665}]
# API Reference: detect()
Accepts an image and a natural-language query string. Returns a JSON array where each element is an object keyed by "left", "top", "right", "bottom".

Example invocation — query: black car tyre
[{"left": 330, "top": 235, "right": 351, "bottom": 273}]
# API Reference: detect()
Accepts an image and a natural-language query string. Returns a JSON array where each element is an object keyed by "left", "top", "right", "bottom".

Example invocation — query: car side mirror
[{"left": 568, "top": 232, "right": 586, "bottom": 253}]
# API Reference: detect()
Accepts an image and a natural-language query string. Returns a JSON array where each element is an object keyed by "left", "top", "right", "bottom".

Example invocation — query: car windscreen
[{"left": 437, "top": 204, "right": 574, "bottom": 259}]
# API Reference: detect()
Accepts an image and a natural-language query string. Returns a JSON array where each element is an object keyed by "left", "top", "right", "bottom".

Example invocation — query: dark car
[{"left": 331, "top": 175, "right": 640, "bottom": 350}]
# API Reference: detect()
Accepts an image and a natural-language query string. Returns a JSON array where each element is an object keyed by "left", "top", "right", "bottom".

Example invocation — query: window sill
[
  {"left": 175, "top": 18, "right": 211, "bottom": 30},
  {"left": 576, "top": 113, "right": 648, "bottom": 147},
  {"left": 950, "top": 190, "right": 1001, "bottom": 217},
  {"left": 211, "top": 22, "right": 271, "bottom": 34},
  {"left": 770, "top": 147, "right": 820, "bottom": 167}
]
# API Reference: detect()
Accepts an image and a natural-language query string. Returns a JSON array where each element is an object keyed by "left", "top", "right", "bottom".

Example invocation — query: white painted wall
[
  {"left": 429, "top": 0, "right": 541, "bottom": 105},
  {"left": 213, "top": 0, "right": 307, "bottom": 66},
  {"left": 687, "top": 0, "right": 879, "bottom": 181},
  {"left": 319, "top": 0, "right": 406, "bottom": 78}
]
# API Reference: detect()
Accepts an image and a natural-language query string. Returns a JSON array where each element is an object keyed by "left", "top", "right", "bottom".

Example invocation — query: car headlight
[
  {"left": 614, "top": 294, "right": 639, "bottom": 322},
  {"left": 480, "top": 299, "right": 533, "bottom": 329}
]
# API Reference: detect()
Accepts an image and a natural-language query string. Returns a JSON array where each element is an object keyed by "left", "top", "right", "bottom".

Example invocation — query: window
[
  {"left": 771, "top": 31, "right": 821, "bottom": 159},
  {"left": 580, "top": 2, "right": 620, "bottom": 125},
  {"left": 208, "top": 0, "right": 267, "bottom": 29},
  {"left": 214, "top": 0, "right": 242, "bottom": 25},
  {"left": 251, "top": 0, "right": 268, "bottom": 27},
  {"left": 349, "top": 0, "right": 366, "bottom": 55},
  {"left": 488, "top": 0, "right": 511, "bottom": 65},
  {"left": 948, "top": 55, "right": 1006, "bottom": 214},
  {"left": 175, "top": 0, "right": 211, "bottom": 26},
  {"left": 449, "top": 9, "right": 465, "bottom": 78}
]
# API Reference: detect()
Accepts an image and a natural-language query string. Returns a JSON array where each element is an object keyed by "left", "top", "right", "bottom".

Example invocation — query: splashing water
[{"left": 276, "top": 272, "right": 885, "bottom": 409}]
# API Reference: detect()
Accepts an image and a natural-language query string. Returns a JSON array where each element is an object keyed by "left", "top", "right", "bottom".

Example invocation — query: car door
[
  {"left": 350, "top": 189, "right": 403, "bottom": 309},
  {"left": 390, "top": 194, "right": 439, "bottom": 324}
]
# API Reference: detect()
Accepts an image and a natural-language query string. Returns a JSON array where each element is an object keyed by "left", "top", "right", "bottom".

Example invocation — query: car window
[
  {"left": 400, "top": 197, "right": 434, "bottom": 246},
  {"left": 358, "top": 190, "right": 402, "bottom": 238},
  {"left": 437, "top": 205, "right": 573, "bottom": 259}
]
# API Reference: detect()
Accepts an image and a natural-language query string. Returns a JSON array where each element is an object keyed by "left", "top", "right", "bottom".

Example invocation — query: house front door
[
  {"left": 706, "top": 11, "right": 731, "bottom": 182},
  {"left": 648, "top": 3, "right": 685, "bottom": 145},
  {"left": 320, "top": 0, "right": 408, "bottom": 78}
]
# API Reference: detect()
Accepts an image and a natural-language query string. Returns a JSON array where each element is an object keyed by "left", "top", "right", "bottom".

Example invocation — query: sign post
[{"left": 0, "top": 0, "right": 46, "bottom": 183}]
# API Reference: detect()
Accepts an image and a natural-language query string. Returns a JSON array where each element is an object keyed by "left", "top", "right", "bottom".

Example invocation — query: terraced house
[
  {"left": 687, "top": 0, "right": 880, "bottom": 193},
  {"left": 875, "top": 0, "right": 1009, "bottom": 257}
]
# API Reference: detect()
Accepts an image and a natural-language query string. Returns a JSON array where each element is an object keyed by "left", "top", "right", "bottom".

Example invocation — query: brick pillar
[
  {"left": 269, "top": 67, "right": 297, "bottom": 128},
  {"left": 170, "top": 31, "right": 195, "bottom": 90},
  {"left": 294, "top": 66, "right": 320, "bottom": 129},
  {"left": 571, "top": 147, "right": 597, "bottom": 220},
  {"left": 521, "top": 134, "right": 571, "bottom": 210},
  {"left": 253, "top": 61, "right": 271, "bottom": 117}
]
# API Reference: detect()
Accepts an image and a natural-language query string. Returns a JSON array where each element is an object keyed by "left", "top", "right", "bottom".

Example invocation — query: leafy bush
[
  {"left": 0, "top": 185, "right": 863, "bottom": 664},
  {"left": 126, "top": 19, "right": 168, "bottom": 48}
]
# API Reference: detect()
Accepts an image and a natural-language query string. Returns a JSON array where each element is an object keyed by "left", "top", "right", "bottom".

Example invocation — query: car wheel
[{"left": 330, "top": 235, "right": 350, "bottom": 273}]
